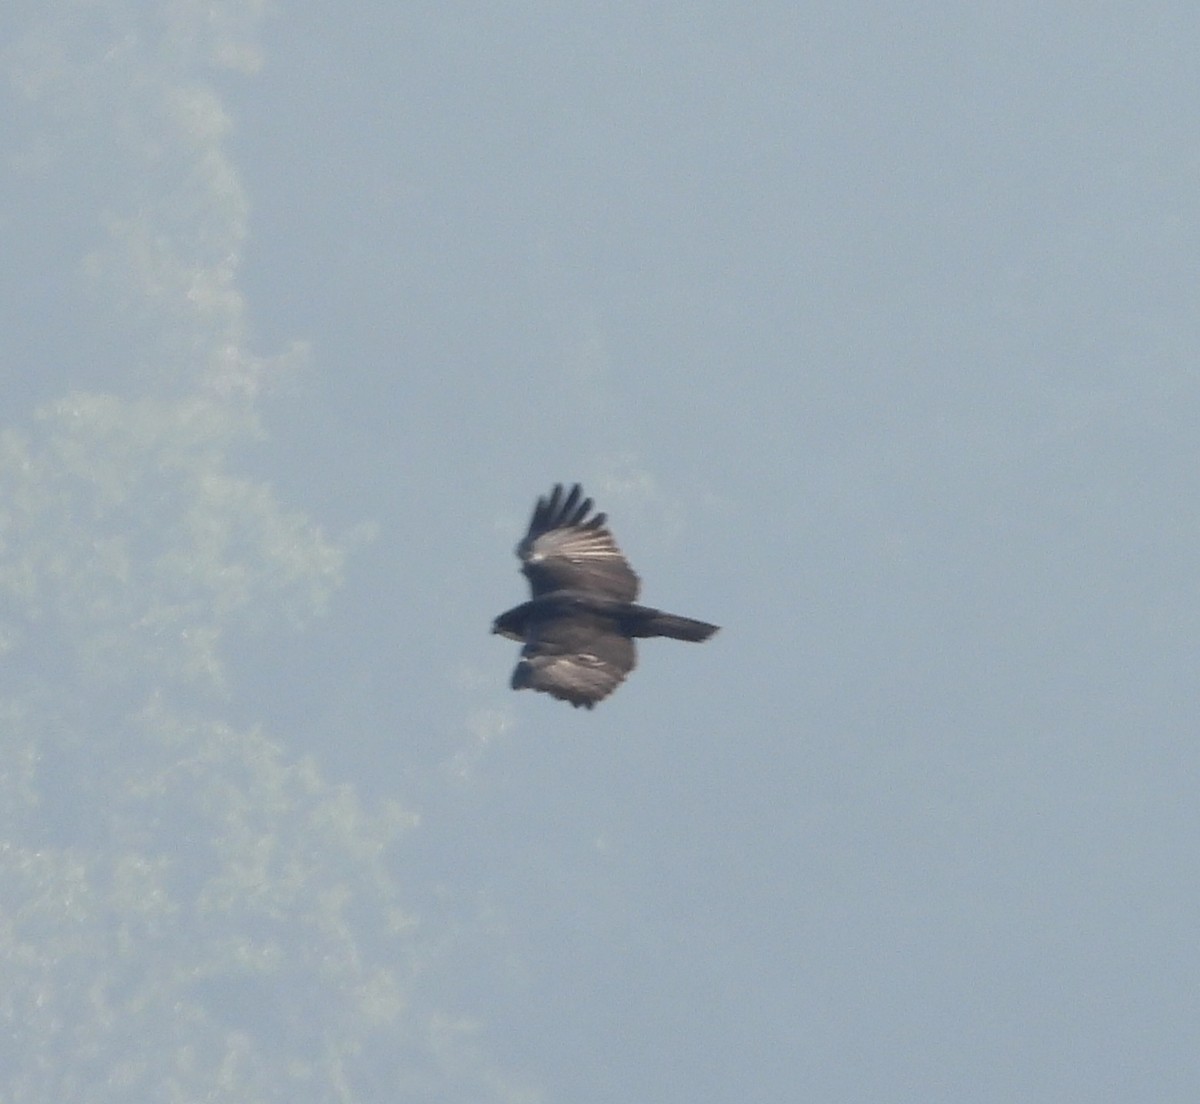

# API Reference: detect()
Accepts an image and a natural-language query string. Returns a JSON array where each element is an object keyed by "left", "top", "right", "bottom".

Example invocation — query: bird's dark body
[{"left": 492, "top": 485, "right": 718, "bottom": 708}]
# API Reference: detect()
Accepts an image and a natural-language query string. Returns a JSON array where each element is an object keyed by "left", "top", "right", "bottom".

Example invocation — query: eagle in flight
[{"left": 492, "top": 484, "right": 719, "bottom": 708}]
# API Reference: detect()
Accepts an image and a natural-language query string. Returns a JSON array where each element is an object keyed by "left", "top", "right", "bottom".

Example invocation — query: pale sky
[{"left": 3, "top": 3, "right": 1198, "bottom": 1101}]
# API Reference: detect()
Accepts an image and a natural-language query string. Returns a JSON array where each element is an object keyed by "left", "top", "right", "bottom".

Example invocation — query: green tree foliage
[
  {"left": 2, "top": 3, "right": 531, "bottom": 1095},
  {"left": 0, "top": 391, "right": 488, "bottom": 1101}
]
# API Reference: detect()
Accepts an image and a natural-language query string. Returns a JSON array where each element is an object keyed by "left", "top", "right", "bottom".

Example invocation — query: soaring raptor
[{"left": 492, "top": 484, "right": 719, "bottom": 708}]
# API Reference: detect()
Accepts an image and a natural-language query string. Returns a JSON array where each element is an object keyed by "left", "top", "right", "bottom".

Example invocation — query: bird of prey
[{"left": 492, "top": 483, "right": 719, "bottom": 708}]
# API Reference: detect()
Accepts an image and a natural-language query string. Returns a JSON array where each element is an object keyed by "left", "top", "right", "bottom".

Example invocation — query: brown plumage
[{"left": 492, "top": 484, "right": 719, "bottom": 708}]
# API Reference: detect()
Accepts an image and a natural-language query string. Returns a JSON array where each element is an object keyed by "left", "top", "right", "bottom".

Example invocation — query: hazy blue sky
[{"left": 3, "top": 2, "right": 1198, "bottom": 1101}]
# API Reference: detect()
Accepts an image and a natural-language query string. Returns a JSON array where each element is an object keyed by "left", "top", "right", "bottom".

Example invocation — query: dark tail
[{"left": 629, "top": 607, "right": 719, "bottom": 642}]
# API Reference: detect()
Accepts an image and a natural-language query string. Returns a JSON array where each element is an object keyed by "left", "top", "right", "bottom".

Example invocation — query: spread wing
[
  {"left": 511, "top": 614, "right": 636, "bottom": 708},
  {"left": 516, "top": 483, "right": 640, "bottom": 601}
]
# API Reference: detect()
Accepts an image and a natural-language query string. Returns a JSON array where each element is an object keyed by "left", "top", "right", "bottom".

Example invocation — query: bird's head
[{"left": 491, "top": 609, "right": 525, "bottom": 641}]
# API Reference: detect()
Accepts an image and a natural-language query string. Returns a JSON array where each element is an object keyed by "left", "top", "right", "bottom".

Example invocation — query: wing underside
[
  {"left": 517, "top": 483, "right": 640, "bottom": 601},
  {"left": 511, "top": 612, "right": 636, "bottom": 707}
]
